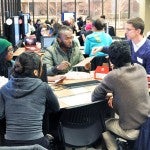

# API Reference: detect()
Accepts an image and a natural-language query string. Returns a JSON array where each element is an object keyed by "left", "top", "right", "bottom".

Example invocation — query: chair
[{"left": 58, "top": 100, "right": 107, "bottom": 150}]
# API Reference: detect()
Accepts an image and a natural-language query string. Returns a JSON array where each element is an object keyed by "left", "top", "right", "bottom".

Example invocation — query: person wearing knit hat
[
  {"left": 0, "top": 38, "right": 14, "bottom": 78},
  {"left": 0, "top": 38, "right": 12, "bottom": 54}
]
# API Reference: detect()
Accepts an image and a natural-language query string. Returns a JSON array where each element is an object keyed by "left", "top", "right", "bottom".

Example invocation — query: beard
[{"left": 59, "top": 41, "right": 73, "bottom": 49}]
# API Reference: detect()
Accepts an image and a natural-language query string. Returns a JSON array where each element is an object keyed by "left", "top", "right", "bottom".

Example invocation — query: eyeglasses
[{"left": 7, "top": 48, "right": 14, "bottom": 53}]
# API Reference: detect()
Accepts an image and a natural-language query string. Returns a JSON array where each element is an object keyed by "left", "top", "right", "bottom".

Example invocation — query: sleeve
[
  {"left": 84, "top": 37, "right": 91, "bottom": 55},
  {"left": 45, "top": 84, "right": 60, "bottom": 112},
  {"left": 101, "top": 46, "right": 109, "bottom": 54},
  {"left": 91, "top": 73, "right": 114, "bottom": 102},
  {"left": 145, "top": 50, "right": 150, "bottom": 74},
  {"left": 42, "top": 48, "right": 60, "bottom": 76},
  {"left": 0, "top": 91, "right": 5, "bottom": 119}
]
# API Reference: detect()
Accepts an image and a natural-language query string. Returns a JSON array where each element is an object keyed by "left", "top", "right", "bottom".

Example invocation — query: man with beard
[{"left": 42, "top": 25, "right": 85, "bottom": 76}]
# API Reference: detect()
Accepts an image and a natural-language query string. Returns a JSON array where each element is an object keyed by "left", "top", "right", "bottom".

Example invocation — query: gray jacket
[
  {"left": 0, "top": 77, "right": 60, "bottom": 140},
  {"left": 92, "top": 63, "right": 150, "bottom": 130}
]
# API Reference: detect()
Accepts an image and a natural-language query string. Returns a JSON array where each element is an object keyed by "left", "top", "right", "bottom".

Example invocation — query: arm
[
  {"left": 92, "top": 46, "right": 109, "bottom": 55},
  {"left": 91, "top": 73, "right": 114, "bottom": 102},
  {"left": 42, "top": 49, "right": 59, "bottom": 76},
  {"left": 45, "top": 84, "right": 60, "bottom": 112},
  {"left": 145, "top": 51, "right": 150, "bottom": 74},
  {"left": 0, "top": 91, "right": 5, "bottom": 119},
  {"left": 84, "top": 37, "right": 91, "bottom": 55}
]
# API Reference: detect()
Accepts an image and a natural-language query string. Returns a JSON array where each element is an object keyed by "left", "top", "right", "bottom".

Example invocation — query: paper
[{"left": 73, "top": 56, "right": 94, "bottom": 67}]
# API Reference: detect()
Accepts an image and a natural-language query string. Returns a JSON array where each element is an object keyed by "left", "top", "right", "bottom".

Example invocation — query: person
[
  {"left": 91, "top": 41, "right": 150, "bottom": 150},
  {"left": 42, "top": 25, "right": 85, "bottom": 76},
  {"left": 0, "top": 38, "right": 14, "bottom": 78},
  {"left": 125, "top": 17, "right": 150, "bottom": 74},
  {"left": 0, "top": 51, "right": 60, "bottom": 148},
  {"left": 26, "top": 19, "right": 36, "bottom": 36},
  {"left": 84, "top": 18, "right": 112, "bottom": 57},
  {"left": 78, "top": 16, "right": 93, "bottom": 46},
  {"left": 92, "top": 17, "right": 150, "bottom": 74}
]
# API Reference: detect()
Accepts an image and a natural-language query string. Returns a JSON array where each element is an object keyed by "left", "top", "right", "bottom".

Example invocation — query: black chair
[{"left": 58, "top": 100, "right": 107, "bottom": 150}]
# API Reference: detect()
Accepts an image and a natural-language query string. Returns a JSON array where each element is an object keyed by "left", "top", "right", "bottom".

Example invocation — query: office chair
[{"left": 58, "top": 100, "right": 107, "bottom": 150}]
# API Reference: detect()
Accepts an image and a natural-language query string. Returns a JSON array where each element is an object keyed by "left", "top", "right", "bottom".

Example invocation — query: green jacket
[{"left": 42, "top": 40, "right": 84, "bottom": 76}]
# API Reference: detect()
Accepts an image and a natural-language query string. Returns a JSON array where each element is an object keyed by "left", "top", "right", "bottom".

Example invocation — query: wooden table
[
  {"left": 49, "top": 78, "right": 100, "bottom": 108},
  {"left": 13, "top": 47, "right": 44, "bottom": 57}
]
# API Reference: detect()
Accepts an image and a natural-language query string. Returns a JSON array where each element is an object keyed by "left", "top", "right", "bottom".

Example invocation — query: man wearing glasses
[{"left": 125, "top": 17, "right": 150, "bottom": 74}]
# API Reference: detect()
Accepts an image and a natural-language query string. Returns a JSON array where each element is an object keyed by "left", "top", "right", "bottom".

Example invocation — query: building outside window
[{"left": 20, "top": 0, "right": 139, "bottom": 37}]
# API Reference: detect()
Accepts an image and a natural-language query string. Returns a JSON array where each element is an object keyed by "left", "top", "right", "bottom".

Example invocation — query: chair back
[{"left": 58, "top": 100, "right": 107, "bottom": 148}]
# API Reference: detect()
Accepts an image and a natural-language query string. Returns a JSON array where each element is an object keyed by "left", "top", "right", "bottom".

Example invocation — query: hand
[
  {"left": 106, "top": 93, "right": 113, "bottom": 108},
  {"left": 84, "top": 62, "right": 91, "bottom": 70},
  {"left": 57, "top": 61, "right": 71, "bottom": 71},
  {"left": 107, "top": 96, "right": 113, "bottom": 108},
  {"left": 92, "top": 46, "right": 103, "bottom": 55}
]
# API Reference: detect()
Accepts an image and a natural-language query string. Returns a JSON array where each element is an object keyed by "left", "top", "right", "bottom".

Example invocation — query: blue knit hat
[{"left": 0, "top": 38, "right": 12, "bottom": 54}]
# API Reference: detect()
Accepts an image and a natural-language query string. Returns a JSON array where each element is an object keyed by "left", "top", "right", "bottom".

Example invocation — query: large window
[{"left": 20, "top": 0, "right": 140, "bottom": 37}]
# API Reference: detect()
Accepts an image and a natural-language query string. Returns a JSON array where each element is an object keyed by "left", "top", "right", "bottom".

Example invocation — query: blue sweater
[
  {"left": 102, "top": 39, "right": 150, "bottom": 74},
  {"left": 129, "top": 39, "right": 150, "bottom": 74},
  {"left": 0, "top": 77, "right": 60, "bottom": 140}
]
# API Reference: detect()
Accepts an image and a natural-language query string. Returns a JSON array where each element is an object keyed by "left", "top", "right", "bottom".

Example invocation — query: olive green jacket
[{"left": 42, "top": 40, "right": 84, "bottom": 76}]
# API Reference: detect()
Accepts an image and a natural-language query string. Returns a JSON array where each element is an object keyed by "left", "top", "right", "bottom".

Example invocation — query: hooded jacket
[
  {"left": 0, "top": 77, "right": 60, "bottom": 140},
  {"left": 84, "top": 31, "right": 112, "bottom": 56}
]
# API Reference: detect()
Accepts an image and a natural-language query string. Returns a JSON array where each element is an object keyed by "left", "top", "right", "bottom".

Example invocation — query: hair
[
  {"left": 57, "top": 25, "right": 73, "bottom": 38},
  {"left": 12, "top": 52, "right": 42, "bottom": 78},
  {"left": 92, "top": 19, "right": 105, "bottom": 30},
  {"left": 127, "top": 17, "right": 145, "bottom": 34},
  {"left": 62, "top": 20, "right": 70, "bottom": 26},
  {"left": 0, "top": 50, "right": 12, "bottom": 78},
  {"left": 108, "top": 41, "right": 132, "bottom": 68}
]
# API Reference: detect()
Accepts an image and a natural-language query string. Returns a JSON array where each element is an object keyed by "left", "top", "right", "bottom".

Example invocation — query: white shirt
[{"left": 132, "top": 37, "right": 147, "bottom": 52}]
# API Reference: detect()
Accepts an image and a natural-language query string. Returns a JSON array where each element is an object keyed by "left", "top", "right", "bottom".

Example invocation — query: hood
[
  {"left": 3, "top": 77, "right": 43, "bottom": 98},
  {"left": 87, "top": 32, "right": 106, "bottom": 43}
]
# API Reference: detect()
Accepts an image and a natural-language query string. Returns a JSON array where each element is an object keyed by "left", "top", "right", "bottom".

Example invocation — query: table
[
  {"left": 13, "top": 47, "right": 44, "bottom": 57},
  {"left": 49, "top": 78, "right": 100, "bottom": 108}
]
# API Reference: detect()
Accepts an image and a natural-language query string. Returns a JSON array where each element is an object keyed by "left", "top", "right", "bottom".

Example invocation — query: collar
[{"left": 132, "top": 37, "right": 146, "bottom": 52}]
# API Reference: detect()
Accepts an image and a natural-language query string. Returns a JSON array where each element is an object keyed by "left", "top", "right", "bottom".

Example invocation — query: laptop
[{"left": 40, "top": 36, "right": 55, "bottom": 50}]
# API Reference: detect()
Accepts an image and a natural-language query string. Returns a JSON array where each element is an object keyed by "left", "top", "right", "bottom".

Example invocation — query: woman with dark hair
[
  {"left": 0, "top": 51, "right": 60, "bottom": 149},
  {"left": 0, "top": 38, "right": 14, "bottom": 78},
  {"left": 84, "top": 18, "right": 112, "bottom": 56}
]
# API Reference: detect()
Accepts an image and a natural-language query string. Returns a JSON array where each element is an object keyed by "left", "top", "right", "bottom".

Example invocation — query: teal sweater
[{"left": 84, "top": 31, "right": 112, "bottom": 56}]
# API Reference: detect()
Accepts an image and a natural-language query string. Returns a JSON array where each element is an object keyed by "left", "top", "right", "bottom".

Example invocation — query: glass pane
[
  {"left": 116, "top": 0, "right": 129, "bottom": 37},
  {"left": 34, "top": 1, "right": 47, "bottom": 22},
  {"left": 62, "top": 1, "right": 75, "bottom": 12},
  {"left": 130, "top": 0, "right": 139, "bottom": 17},
  {"left": 48, "top": 1, "right": 61, "bottom": 22},
  {"left": 90, "top": 0, "right": 102, "bottom": 18},
  {"left": 76, "top": 0, "right": 89, "bottom": 19}
]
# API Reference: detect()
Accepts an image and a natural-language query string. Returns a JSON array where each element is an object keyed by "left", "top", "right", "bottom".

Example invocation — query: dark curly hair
[
  {"left": 12, "top": 51, "right": 42, "bottom": 78},
  {"left": 108, "top": 41, "right": 132, "bottom": 68}
]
